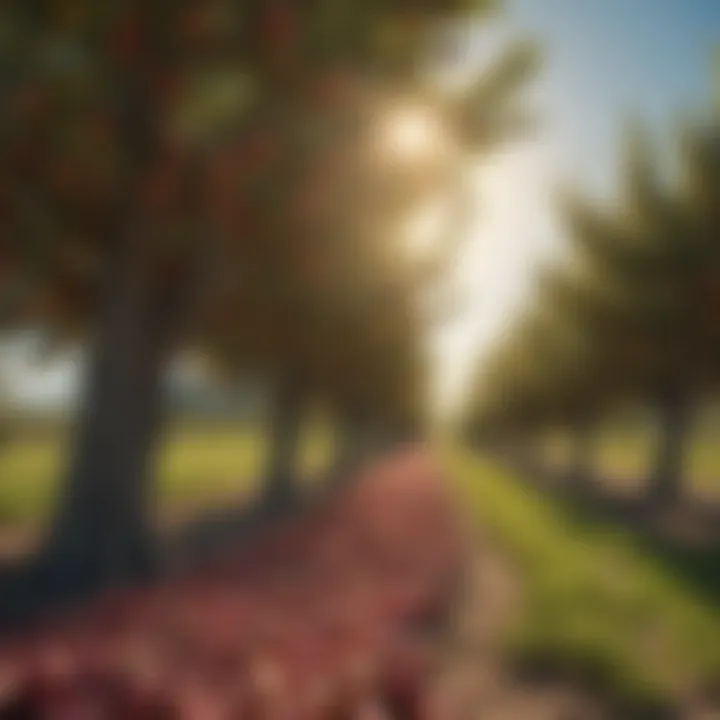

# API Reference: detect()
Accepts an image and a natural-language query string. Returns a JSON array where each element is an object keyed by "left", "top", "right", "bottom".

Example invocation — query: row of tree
[
  {"left": 0, "top": 1, "right": 535, "bottom": 601},
  {"left": 465, "top": 105, "right": 719, "bottom": 504}
]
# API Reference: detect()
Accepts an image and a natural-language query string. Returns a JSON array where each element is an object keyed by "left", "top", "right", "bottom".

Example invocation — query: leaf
[
  {"left": 449, "top": 40, "right": 539, "bottom": 148},
  {"left": 172, "top": 69, "right": 257, "bottom": 147}
]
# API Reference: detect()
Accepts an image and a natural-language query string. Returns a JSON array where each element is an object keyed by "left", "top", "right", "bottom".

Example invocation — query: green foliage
[
  {"left": 465, "top": 109, "right": 720, "bottom": 448},
  {"left": 451, "top": 40, "right": 539, "bottom": 147},
  {"left": 0, "top": 421, "right": 334, "bottom": 526},
  {"left": 0, "top": 0, "right": 537, "bottom": 430}
]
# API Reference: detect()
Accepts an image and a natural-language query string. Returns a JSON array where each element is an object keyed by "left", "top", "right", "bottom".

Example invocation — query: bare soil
[{"left": 432, "top": 530, "right": 614, "bottom": 720}]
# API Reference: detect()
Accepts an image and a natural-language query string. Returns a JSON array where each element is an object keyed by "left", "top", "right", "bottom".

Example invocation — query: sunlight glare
[
  {"left": 403, "top": 201, "right": 449, "bottom": 259},
  {"left": 430, "top": 143, "right": 564, "bottom": 418},
  {"left": 376, "top": 105, "right": 446, "bottom": 162}
]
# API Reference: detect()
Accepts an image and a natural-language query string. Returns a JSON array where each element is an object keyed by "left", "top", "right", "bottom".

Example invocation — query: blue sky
[{"left": 507, "top": 0, "right": 720, "bottom": 194}]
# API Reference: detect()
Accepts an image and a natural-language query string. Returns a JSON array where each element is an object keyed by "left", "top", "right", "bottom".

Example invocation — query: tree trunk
[
  {"left": 650, "top": 393, "right": 689, "bottom": 505},
  {"left": 517, "top": 434, "right": 540, "bottom": 475},
  {"left": 36, "top": 245, "right": 171, "bottom": 599},
  {"left": 333, "top": 408, "right": 371, "bottom": 481},
  {"left": 569, "top": 418, "right": 593, "bottom": 489},
  {"left": 264, "top": 376, "right": 303, "bottom": 510}
]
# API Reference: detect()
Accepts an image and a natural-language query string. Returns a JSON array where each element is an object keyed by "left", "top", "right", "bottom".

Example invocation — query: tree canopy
[
  {"left": 464, "top": 108, "right": 719, "bottom": 500},
  {"left": 0, "top": 0, "right": 538, "bottom": 596}
]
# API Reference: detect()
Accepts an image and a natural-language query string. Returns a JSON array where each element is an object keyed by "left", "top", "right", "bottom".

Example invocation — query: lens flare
[{"left": 376, "top": 106, "right": 446, "bottom": 162}]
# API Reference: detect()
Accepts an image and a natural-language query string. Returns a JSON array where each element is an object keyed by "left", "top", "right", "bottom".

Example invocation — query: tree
[
  {"left": 192, "top": 6, "right": 538, "bottom": 506},
  {"left": 0, "top": 2, "right": 248, "bottom": 592},
  {"left": 466, "top": 113, "right": 720, "bottom": 505},
  {"left": 0, "top": 0, "right": 537, "bottom": 597},
  {"left": 564, "top": 122, "right": 720, "bottom": 503}
]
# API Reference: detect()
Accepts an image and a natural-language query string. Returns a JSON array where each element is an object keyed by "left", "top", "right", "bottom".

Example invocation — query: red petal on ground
[{"left": 1, "top": 449, "right": 464, "bottom": 717}]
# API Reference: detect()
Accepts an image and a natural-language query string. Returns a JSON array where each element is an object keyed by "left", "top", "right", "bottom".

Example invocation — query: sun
[
  {"left": 385, "top": 108, "right": 441, "bottom": 157},
  {"left": 374, "top": 104, "right": 448, "bottom": 162}
]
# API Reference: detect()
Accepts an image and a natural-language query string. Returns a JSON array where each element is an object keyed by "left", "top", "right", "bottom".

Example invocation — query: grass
[
  {"left": 542, "top": 427, "right": 720, "bottom": 495},
  {"left": 445, "top": 444, "right": 720, "bottom": 714},
  {"left": 0, "top": 421, "right": 334, "bottom": 527}
]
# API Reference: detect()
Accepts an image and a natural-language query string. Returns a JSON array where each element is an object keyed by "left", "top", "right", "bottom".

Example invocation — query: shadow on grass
[
  {"left": 0, "top": 494, "right": 285, "bottom": 637},
  {"left": 0, "top": 457, "right": 365, "bottom": 637},
  {"left": 501, "top": 452, "right": 720, "bottom": 631},
  {"left": 458, "top": 452, "right": 720, "bottom": 717}
]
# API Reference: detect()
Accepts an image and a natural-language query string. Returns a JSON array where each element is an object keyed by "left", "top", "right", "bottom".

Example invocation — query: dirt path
[
  {"left": 432, "top": 529, "right": 612, "bottom": 720},
  {"left": 432, "top": 530, "right": 720, "bottom": 720}
]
